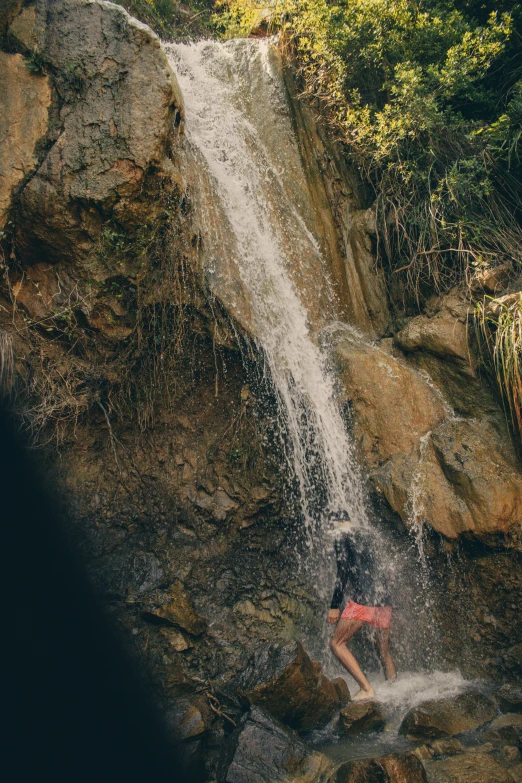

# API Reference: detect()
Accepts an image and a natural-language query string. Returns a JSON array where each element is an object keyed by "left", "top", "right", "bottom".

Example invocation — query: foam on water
[
  {"left": 311, "top": 670, "right": 476, "bottom": 762},
  {"left": 372, "top": 669, "right": 470, "bottom": 713}
]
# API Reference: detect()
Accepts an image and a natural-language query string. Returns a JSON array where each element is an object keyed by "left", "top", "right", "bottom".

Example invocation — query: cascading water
[
  {"left": 165, "top": 38, "right": 469, "bottom": 700},
  {"left": 166, "top": 38, "right": 369, "bottom": 538}
]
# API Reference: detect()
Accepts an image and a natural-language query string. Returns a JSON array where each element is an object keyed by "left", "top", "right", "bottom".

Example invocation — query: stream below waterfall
[{"left": 312, "top": 670, "right": 491, "bottom": 763}]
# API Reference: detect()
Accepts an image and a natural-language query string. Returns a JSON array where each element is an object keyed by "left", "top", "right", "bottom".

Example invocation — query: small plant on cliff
[
  {"left": 475, "top": 294, "right": 522, "bottom": 438},
  {"left": 23, "top": 49, "right": 47, "bottom": 75}
]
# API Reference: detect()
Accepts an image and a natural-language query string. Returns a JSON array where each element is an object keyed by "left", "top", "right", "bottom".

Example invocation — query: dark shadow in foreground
[{"left": 0, "top": 406, "right": 183, "bottom": 782}]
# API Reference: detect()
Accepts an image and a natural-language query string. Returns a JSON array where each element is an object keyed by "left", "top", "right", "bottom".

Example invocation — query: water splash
[{"left": 166, "top": 39, "right": 369, "bottom": 536}]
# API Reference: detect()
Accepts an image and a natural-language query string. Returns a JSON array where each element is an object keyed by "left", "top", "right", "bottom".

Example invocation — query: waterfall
[{"left": 166, "top": 38, "right": 369, "bottom": 536}]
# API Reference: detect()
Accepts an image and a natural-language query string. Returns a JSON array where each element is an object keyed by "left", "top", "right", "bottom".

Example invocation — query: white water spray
[{"left": 167, "top": 39, "right": 368, "bottom": 533}]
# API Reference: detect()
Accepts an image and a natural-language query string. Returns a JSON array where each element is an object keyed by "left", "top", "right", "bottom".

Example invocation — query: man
[{"left": 328, "top": 522, "right": 396, "bottom": 701}]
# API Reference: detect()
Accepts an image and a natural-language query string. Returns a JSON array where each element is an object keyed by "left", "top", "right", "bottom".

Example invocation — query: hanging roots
[{"left": 0, "top": 328, "right": 14, "bottom": 398}]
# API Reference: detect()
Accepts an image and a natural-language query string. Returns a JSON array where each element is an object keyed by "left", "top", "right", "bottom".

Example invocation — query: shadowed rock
[
  {"left": 141, "top": 580, "right": 207, "bottom": 636},
  {"left": 412, "top": 738, "right": 464, "bottom": 761},
  {"left": 486, "top": 713, "right": 522, "bottom": 745},
  {"left": 166, "top": 694, "right": 211, "bottom": 742},
  {"left": 496, "top": 683, "right": 522, "bottom": 714},
  {"left": 502, "top": 643, "right": 522, "bottom": 677},
  {"left": 424, "top": 752, "right": 513, "bottom": 783},
  {"left": 237, "top": 641, "right": 350, "bottom": 732},
  {"left": 334, "top": 752, "right": 427, "bottom": 783},
  {"left": 399, "top": 691, "right": 497, "bottom": 739},
  {"left": 217, "top": 705, "right": 334, "bottom": 783},
  {"left": 340, "top": 701, "right": 386, "bottom": 736}
]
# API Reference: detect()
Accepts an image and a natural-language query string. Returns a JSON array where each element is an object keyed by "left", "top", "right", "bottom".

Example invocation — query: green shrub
[{"left": 216, "top": 0, "right": 522, "bottom": 307}]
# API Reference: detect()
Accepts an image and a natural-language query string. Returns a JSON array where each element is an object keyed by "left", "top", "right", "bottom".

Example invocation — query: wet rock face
[
  {"left": 424, "top": 751, "right": 514, "bottom": 783},
  {"left": 237, "top": 641, "right": 349, "bottom": 732},
  {"left": 217, "top": 706, "right": 334, "bottom": 783},
  {"left": 377, "top": 416, "right": 522, "bottom": 541},
  {"left": 332, "top": 316, "right": 522, "bottom": 542},
  {"left": 284, "top": 67, "right": 391, "bottom": 339},
  {"left": 400, "top": 691, "right": 497, "bottom": 740},
  {"left": 340, "top": 701, "right": 386, "bottom": 736},
  {"left": 333, "top": 329, "right": 446, "bottom": 469},
  {"left": 334, "top": 752, "right": 427, "bottom": 783}
]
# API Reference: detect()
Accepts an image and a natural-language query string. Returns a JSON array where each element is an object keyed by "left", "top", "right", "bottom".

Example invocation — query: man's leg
[
  {"left": 374, "top": 627, "right": 397, "bottom": 681},
  {"left": 329, "top": 618, "right": 376, "bottom": 701}
]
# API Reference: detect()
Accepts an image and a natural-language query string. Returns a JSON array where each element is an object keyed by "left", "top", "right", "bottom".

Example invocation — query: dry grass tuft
[{"left": 475, "top": 292, "right": 522, "bottom": 438}]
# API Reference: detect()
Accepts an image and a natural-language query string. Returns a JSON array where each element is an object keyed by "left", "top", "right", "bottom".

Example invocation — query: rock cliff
[{"left": 1, "top": 2, "right": 522, "bottom": 780}]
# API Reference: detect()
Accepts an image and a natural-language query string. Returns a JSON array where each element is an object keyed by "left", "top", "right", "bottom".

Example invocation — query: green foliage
[
  {"left": 475, "top": 294, "right": 522, "bottom": 438},
  {"left": 216, "top": 0, "right": 522, "bottom": 306},
  {"left": 23, "top": 50, "right": 47, "bottom": 74}
]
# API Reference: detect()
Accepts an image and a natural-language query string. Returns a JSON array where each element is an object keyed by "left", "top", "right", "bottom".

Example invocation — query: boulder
[
  {"left": 424, "top": 752, "right": 513, "bottom": 783},
  {"left": 486, "top": 713, "right": 522, "bottom": 745},
  {"left": 511, "top": 762, "right": 522, "bottom": 782},
  {"left": 167, "top": 695, "right": 211, "bottom": 742},
  {"left": 496, "top": 684, "right": 522, "bottom": 714},
  {"left": 428, "top": 738, "right": 464, "bottom": 757},
  {"left": 334, "top": 752, "right": 427, "bottom": 783},
  {"left": 217, "top": 706, "right": 334, "bottom": 783},
  {"left": 413, "top": 738, "right": 464, "bottom": 760},
  {"left": 395, "top": 310, "right": 470, "bottom": 363},
  {"left": 237, "top": 641, "right": 349, "bottom": 732},
  {"left": 399, "top": 691, "right": 497, "bottom": 739},
  {"left": 340, "top": 701, "right": 386, "bottom": 736},
  {"left": 141, "top": 580, "right": 207, "bottom": 636}
]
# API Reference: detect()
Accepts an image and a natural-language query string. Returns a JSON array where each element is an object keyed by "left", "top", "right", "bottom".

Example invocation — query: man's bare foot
[{"left": 352, "top": 687, "right": 376, "bottom": 702}]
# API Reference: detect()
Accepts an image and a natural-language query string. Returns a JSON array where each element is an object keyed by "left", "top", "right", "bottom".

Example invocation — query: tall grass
[{"left": 475, "top": 293, "right": 522, "bottom": 438}]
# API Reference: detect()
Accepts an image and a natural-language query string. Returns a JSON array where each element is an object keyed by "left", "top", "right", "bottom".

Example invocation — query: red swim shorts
[{"left": 341, "top": 601, "right": 392, "bottom": 629}]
